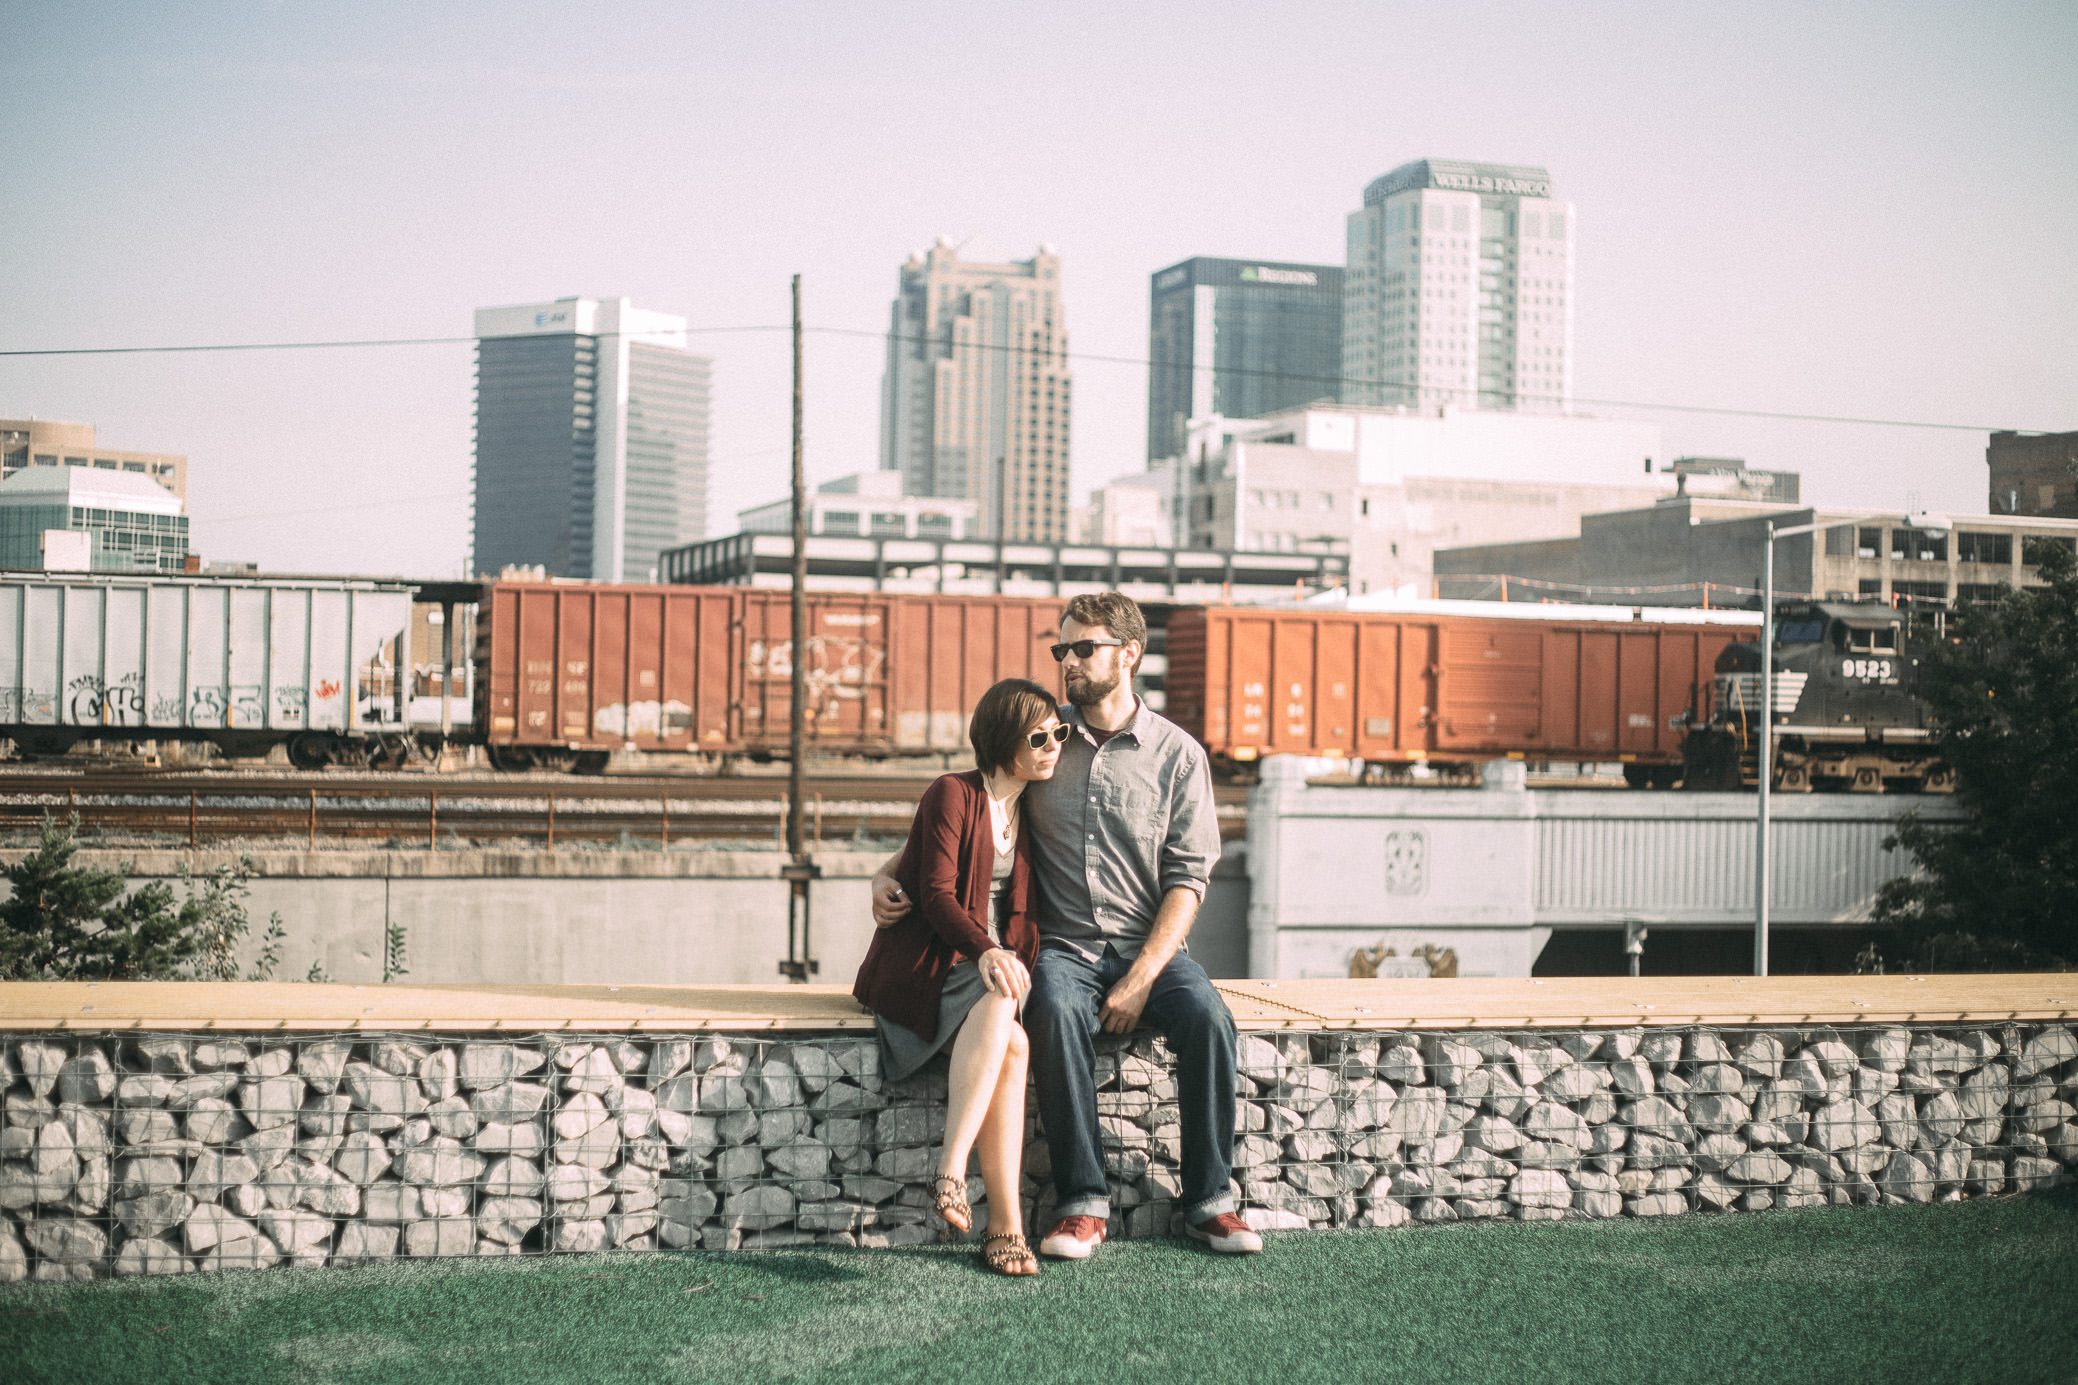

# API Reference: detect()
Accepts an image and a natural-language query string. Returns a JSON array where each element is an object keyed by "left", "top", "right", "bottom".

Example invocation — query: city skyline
[{"left": 1, "top": 3, "right": 2071, "bottom": 576}]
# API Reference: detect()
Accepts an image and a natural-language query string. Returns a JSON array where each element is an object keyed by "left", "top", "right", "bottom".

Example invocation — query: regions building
[
  {"left": 1987, "top": 430, "right": 2078, "bottom": 519},
  {"left": 0, "top": 464, "right": 188, "bottom": 572},
  {"left": 879, "top": 239, "right": 1071, "bottom": 542},
  {"left": 1341, "top": 159, "right": 1574, "bottom": 414},
  {"left": 1145, "top": 257, "right": 1343, "bottom": 463},
  {"left": 1154, "top": 403, "right": 1668, "bottom": 596},
  {"left": 1433, "top": 496, "right": 2078, "bottom": 608},
  {"left": 473, "top": 296, "right": 712, "bottom": 582},
  {"left": 0, "top": 418, "right": 186, "bottom": 499}
]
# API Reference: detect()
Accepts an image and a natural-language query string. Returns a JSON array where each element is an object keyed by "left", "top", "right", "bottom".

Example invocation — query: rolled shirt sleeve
[{"left": 1157, "top": 741, "right": 1221, "bottom": 901}]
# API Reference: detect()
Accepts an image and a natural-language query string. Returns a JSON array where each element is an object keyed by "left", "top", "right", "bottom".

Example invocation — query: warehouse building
[{"left": 1434, "top": 496, "right": 2078, "bottom": 606}]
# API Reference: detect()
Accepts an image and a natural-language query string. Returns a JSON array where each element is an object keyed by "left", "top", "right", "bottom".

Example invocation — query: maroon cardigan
[{"left": 853, "top": 771, "right": 1038, "bottom": 1042}]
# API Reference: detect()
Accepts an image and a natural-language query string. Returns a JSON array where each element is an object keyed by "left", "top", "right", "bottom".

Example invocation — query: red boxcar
[
  {"left": 477, "top": 581, "right": 1065, "bottom": 767},
  {"left": 1164, "top": 602, "right": 1759, "bottom": 771},
  {"left": 733, "top": 589, "right": 1061, "bottom": 754}
]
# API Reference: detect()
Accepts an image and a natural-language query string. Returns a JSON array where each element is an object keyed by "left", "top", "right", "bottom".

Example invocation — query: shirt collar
[{"left": 1065, "top": 696, "right": 1143, "bottom": 745}]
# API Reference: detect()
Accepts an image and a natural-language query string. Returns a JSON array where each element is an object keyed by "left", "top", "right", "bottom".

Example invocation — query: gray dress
[{"left": 877, "top": 841, "right": 1016, "bottom": 1082}]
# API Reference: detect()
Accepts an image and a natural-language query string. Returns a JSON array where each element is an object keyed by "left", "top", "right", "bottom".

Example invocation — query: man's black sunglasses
[
  {"left": 1025, "top": 723, "right": 1071, "bottom": 750},
  {"left": 1049, "top": 638, "right": 1125, "bottom": 662}
]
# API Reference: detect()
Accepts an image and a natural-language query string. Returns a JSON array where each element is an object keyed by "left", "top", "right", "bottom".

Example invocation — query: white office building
[
  {"left": 1169, "top": 404, "right": 1669, "bottom": 596},
  {"left": 1342, "top": 159, "right": 1574, "bottom": 414},
  {"left": 473, "top": 296, "right": 712, "bottom": 582},
  {"left": 737, "top": 470, "right": 980, "bottom": 541}
]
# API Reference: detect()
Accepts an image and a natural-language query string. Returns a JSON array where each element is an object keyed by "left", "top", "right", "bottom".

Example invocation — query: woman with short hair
[{"left": 852, "top": 677, "right": 1066, "bottom": 1276}]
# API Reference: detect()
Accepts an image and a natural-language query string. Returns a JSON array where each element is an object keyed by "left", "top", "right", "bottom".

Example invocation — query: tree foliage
[
  {"left": 0, "top": 816, "right": 285, "bottom": 981},
  {"left": 1872, "top": 539, "right": 2078, "bottom": 970}
]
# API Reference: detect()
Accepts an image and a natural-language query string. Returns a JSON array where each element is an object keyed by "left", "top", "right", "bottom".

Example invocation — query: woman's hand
[
  {"left": 978, "top": 947, "right": 1030, "bottom": 1001},
  {"left": 870, "top": 874, "right": 911, "bottom": 929}
]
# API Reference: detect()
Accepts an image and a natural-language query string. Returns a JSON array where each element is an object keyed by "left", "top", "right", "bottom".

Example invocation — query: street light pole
[{"left": 1756, "top": 524, "right": 1776, "bottom": 977}]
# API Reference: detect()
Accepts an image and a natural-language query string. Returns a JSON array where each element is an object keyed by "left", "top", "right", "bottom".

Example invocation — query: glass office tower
[
  {"left": 1145, "top": 257, "right": 1344, "bottom": 463},
  {"left": 473, "top": 297, "right": 711, "bottom": 581}
]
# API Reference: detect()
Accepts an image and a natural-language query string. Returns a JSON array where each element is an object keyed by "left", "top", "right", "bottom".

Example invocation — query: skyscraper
[
  {"left": 1342, "top": 160, "right": 1573, "bottom": 414},
  {"left": 1145, "top": 257, "right": 1343, "bottom": 462},
  {"left": 879, "top": 239, "right": 1071, "bottom": 542},
  {"left": 473, "top": 296, "right": 711, "bottom": 581}
]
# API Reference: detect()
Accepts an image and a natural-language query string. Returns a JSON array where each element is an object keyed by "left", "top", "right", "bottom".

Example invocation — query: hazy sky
[{"left": 2, "top": 1, "right": 2072, "bottom": 577}]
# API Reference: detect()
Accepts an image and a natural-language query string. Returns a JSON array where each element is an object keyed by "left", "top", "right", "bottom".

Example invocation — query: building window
[
  {"left": 1891, "top": 531, "right": 1946, "bottom": 562},
  {"left": 1955, "top": 531, "right": 2012, "bottom": 565},
  {"left": 1857, "top": 527, "right": 1881, "bottom": 559},
  {"left": 821, "top": 511, "right": 859, "bottom": 536}
]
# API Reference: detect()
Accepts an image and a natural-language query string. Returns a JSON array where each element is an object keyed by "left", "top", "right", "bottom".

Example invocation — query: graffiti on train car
[
  {"left": 274, "top": 685, "right": 307, "bottom": 724},
  {"left": 68, "top": 672, "right": 144, "bottom": 726},
  {"left": 591, "top": 699, "right": 694, "bottom": 739},
  {"left": 746, "top": 635, "right": 888, "bottom": 709}
]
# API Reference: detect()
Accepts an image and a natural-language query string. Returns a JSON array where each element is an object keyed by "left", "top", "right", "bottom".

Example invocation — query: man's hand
[
  {"left": 870, "top": 874, "right": 911, "bottom": 929},
  {"left": 1099, "top": 970, "right": 1154, "bottom": 1033}
]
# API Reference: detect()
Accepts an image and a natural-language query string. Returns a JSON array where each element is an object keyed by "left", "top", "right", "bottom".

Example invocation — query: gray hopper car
[{"left": 0, "top": 572, "right": 425, "bottom": 767}]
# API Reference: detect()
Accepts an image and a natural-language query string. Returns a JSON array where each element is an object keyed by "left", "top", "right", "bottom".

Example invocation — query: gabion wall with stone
[{"left": 1, "top": 1022, "right": 2075, "bottom": 1282}]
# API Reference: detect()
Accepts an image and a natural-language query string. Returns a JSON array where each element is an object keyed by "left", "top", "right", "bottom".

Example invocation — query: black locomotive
[{"left": 1682, "top": 601, "right": 1952, "bottom": 793}]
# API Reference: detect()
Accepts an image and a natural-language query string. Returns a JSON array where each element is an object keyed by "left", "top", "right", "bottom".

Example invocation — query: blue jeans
[{"left": 1025, "top": 942, "right": 1238, "bottom": 1225}]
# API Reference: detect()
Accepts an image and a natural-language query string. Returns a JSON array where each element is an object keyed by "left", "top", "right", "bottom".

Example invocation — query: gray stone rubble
[{"left": 0, "top": 1021, "right": 2072, "bottom": 1279}]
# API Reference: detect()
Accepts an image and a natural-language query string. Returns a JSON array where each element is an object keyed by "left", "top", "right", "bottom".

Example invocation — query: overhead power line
[{"left": 0, "top": 324, "right": 2048, "bottom": 435}]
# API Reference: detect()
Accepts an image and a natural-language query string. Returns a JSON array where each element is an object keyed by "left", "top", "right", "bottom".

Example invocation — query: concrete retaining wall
[
  {"left": 1247, "top": 758, "right": 1965, "bottom": 978},
  {"left": 42, "top": 849, "right": 1252, "bottom": 986},
  {"left": 3, "top": 1018, "right": 2072, "bottom": 1280}
]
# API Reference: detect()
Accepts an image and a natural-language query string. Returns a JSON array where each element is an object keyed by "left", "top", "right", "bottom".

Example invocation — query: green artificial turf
[{"left": 5, "top": 1188, "right": 2077, "bottom": 1385}]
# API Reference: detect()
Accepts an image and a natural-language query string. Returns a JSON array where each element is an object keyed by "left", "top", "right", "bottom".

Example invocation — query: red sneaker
[
  {"left": 1185, "top": 1212, "right": 1264, "bottom": 1254},
  {"left": 1037, "top": 1214, "right": 1107, "bottom": 1260}
]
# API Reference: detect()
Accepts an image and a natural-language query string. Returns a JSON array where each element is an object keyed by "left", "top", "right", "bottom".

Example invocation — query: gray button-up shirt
[{"left": 1023, "top": 698, "right": 1222, "bottom": 960}]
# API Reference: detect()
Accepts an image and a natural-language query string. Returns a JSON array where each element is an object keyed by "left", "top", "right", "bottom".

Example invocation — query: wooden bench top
[{"left": 0, "top": 975, "right": 2069, "bottom": 1033}]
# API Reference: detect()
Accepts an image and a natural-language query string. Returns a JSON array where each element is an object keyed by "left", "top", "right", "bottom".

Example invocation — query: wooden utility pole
[
  {"left": 788, "top": 273, "right": 808, "bottom": 859},
  {"left": 780, "top": 273, "right": 819, "bottom": 981}
]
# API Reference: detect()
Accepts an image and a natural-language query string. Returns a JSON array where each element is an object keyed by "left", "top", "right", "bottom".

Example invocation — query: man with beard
[{"left": 873, "top": 591, "right": 1259, "bottom": 1258}]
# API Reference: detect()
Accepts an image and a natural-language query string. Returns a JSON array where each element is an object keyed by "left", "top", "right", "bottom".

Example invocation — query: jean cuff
[
  {"left": 1056, "top": 1195, "right": 1110, "bottom": 1220},
  {"left": 1182, "top": 1191, "right": 1237, "bottom": 1225}
]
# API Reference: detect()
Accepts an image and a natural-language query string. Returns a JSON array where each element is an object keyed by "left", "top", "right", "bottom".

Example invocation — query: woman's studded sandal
[
  {"left": 929, "top": 1174, "right": 971, "bottom": 1234},
  {"left": 980, "top": 1232, "right": 1038, "bottom": 1276}
]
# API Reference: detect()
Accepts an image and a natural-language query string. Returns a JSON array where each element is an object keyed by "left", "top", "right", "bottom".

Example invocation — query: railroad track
[{"left": 0, "top": 770, "right": 1250, "bottom": 850}]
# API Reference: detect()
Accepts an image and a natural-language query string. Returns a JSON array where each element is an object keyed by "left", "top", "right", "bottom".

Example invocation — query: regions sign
[{"left": 1241, "top": 266, "right": 1320, "bottom": 286}]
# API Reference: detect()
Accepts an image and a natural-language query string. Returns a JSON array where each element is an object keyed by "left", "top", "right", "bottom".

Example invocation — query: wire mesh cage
[{"left": 1, "top": 1020, "right": 2074, "bottom": 1280}]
